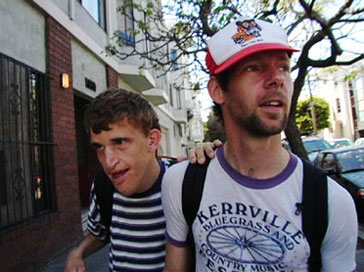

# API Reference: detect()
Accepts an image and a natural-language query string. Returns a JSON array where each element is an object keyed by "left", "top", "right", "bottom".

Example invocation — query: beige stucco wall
[
  {"left": 72, "top": 40, "right": 107, "bottom": 97},
  {"left": 0, "top": 0, "right": 46, "bottom": 72}
]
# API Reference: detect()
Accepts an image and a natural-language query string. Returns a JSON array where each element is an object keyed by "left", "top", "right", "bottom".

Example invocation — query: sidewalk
[
  {"left": 39, "top": 242, "right": 109, "bottom": 272},
  {"left": 39, "top": 211, "right": 109, "bottom": 272}
]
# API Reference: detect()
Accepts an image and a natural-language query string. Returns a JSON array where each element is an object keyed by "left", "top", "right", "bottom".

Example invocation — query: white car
[
  {"left": 329, "top": 138, "right": 353, "bottom": 148},
  {"left": 355, "top": 138, "right": 364, "bottom": 146}
]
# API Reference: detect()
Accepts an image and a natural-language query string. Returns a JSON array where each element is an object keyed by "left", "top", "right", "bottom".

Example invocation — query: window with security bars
[{"left": 0, "top": 53, "right": 55, "bottom": 231}]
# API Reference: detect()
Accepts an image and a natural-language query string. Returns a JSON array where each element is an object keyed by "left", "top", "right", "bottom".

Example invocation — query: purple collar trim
[{"left": 216, "top": 146, "right": 297, "bottom": 189}]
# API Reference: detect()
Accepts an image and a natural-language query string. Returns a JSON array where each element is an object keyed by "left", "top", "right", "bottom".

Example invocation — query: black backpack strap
[
  {"left": 182, "top": 158, "right": 211, "bottom": 271},
  {"left": 182, "top": 158, "right": 211, "bottom": 230},
  {"left": 93, "top": 170, "right": 114, "bottom": 233},
  {"left": 301, "top": 159, "right": 328, "bottom": 272}
]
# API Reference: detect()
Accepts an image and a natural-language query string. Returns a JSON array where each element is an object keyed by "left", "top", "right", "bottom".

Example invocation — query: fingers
[
  {"left": 187, "top": 139, "right": 224, "bottom": 164},
  {"left": 65, "top": 265, "right": 86, "bottom": 272},
  {"left": 212, "top": 139, "right": 223, "bottom": 148},
  {"left": 64, "top": 253, "right": 87, "bottom": 272},
  {"left": 187, "top": 147, "right": 198, "bottom": 164},
  {"left": 195, "top": 143, "right": 207, "bottom": 164},
  {"left": 177, "top": 156, "right": 187, "bottom": 162},
  {"left": 188, "top": 143, "right": 211, "bottom": 164}
]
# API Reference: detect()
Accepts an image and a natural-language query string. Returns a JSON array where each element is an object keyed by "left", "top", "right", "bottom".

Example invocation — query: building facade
[
  {"left": 314, "top": 60, "right": 364, "bottom": 142},
  {"left": 0, "top": 0, "right": 203, "bottom": 270}
]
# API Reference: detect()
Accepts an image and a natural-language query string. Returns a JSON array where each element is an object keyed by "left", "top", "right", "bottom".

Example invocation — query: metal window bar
[{"left": 0, "top": 53, "right": 55, "bottom": 232}]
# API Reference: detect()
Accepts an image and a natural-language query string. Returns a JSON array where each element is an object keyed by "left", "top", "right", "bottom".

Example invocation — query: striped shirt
[{"left": 88, "top": 161, "right": 168, "bottom": 272}]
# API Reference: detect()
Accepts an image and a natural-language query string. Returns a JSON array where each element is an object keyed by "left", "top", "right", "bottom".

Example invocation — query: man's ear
[
  {"left": 148, "top": 129, "right": 162, "bottom": 152},
  {"left": 208, "top": 77, "right": 225, "bottom": 105}
]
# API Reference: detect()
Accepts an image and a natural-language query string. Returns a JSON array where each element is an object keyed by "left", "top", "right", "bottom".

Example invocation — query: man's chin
[
  {"left": 253, "top": 118, "right": 287, "bottom": 137},
  {"left": 113, "top": 183, "right": 135, "bottom": 196},
  {"left": 247, "top": 123, "right": 285, "bottom": 138},
  {"left": 239, "top": 114, "right": 287, "bottom": 136}
]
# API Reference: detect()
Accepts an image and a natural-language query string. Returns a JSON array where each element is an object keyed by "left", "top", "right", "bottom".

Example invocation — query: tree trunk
[
  {"left": 284, "top": 61, "right": 309, "bottom": 161},
  {"left": 285, "top": 117, "right": 308, "bottom": 160}
]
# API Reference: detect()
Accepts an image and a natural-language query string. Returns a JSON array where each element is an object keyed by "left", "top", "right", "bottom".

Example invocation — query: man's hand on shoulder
[{"left": 181, "top": 139, "right": 223, "bottom": 164}]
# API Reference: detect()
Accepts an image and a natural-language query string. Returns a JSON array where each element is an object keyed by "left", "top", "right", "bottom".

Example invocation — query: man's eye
[
  {"left": 279, "top": 65, "right": 290, "bottom": 72},
  {"left": 246, "top": 65, "right": 259, "bottom": 71},
  {"left": 91, "top": 143, "right": 104, "bottom": 150},
  {"left": 114, "top": 139, "right": 125, "bottom": 145}
]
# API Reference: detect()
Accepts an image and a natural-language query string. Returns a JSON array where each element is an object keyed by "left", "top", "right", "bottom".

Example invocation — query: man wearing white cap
[{"left": 162, "top": 18, "right": 358, "bottom": 271}]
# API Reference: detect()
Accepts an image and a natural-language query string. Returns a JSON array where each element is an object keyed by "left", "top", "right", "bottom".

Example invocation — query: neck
[
  {"left": 223, "top": 133, "right": 290, "bottom": 179},
  {"left": 139, "top": 159, "right": 161, "bottom": 193}
]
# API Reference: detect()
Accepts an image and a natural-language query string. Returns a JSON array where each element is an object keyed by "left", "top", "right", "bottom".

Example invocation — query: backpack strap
[
  {"left": 301, "top": 159, "right": 328, "bottom": 272},
  {"left": 93, "top": 169, "right": 114, "bottom": 235},
  {"left": 182, "top": 158, "right": 211, "bottom": 271}
]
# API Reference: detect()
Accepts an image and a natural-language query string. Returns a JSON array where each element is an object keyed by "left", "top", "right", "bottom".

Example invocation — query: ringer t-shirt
[{"left": 88, "top": 161, "right": 167, "bottom": 272}]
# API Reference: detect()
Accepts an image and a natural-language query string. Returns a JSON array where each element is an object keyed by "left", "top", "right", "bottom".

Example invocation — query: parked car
[
  {"left": 355, "top": 137, "right": 364, "bottom": 146},
  {"left": 329, "top": 138, "right": 353, "bottom": 149},
  {"left": 301, "top": 136, "right": 334, "bottom": 162},
  {"left": 282, "top": 136, "right": 333, "bottom": 163},
  {"left": 314, "top": 145, "right": 364, "bottom": 218}
]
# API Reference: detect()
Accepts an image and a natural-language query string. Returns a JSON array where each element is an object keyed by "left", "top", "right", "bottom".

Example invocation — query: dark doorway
[{"left": 74, "top": 95, "right": 101, "bottom": 209}]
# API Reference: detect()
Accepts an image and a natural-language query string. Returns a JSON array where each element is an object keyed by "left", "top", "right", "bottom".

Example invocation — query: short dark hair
[
  {"left": 212, "top": 69, "right": 231, "bottom": 124},
  {"left": 83, "top": 88, "right": 160, "bottom": 135}
]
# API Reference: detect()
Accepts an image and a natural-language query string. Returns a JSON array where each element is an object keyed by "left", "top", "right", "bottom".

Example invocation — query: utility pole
[{"left": 308, "top": 77, "right": 318, "bottom": 135}]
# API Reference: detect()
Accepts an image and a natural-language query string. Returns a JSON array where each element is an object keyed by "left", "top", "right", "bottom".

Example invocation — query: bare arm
[
  {"left": 64, "top": 233, "right": 106, "bottom": 272},
  {"left": 163, "top": 241, "right": 191, "bottom": 272}
]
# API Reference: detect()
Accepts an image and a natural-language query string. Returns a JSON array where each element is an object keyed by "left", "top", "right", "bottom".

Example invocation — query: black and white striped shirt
[{"left": 88, "top": 161, "right": 168, "bottom": 272}]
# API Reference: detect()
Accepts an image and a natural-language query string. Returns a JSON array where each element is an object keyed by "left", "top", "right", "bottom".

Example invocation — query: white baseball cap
[{"left": 206, "top": 18, "right": 299, "bottom": 75}]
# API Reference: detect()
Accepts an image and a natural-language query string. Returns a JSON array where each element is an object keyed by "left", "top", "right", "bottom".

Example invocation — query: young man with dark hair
[
  {"left": 162, "top": 18, "right": 358, "bottom": 271},
  {"left": 65, "top": 88, "right": 219, "bottom": 272}
]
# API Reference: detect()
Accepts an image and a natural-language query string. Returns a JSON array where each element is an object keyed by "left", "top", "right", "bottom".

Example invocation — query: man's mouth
[
  {"left": 110, "top": 169, "right": 129, "bottom": 184},
  {"left": 260, "top": 100, "right": 283, "bottom": 107}
]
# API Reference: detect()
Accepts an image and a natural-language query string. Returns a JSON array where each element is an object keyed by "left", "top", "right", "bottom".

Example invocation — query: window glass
[
  {"left": 169, "top": 84, "right": 173, "bottom": 107},
  {"left": 117, "top": 0, "right": 135, "bottom": 46},
  {"left": 144, "top": 13, "right": 152, "bottom": 57},
  {"left": 171, "top": 49, "right": 178, "bottom": 70},
  {"left": 336, "top": 98, "right": 341, "bottom": 113},
  {"left": 79, "top": 0, "right": 105, "bottom": 28},
  {"left": 303, "top": 139, "right": 332, "bottom": 154},
  {"left": 0, "top": 53, "right": 54, "bottom": 230},
  {"left": 337, "top": 148, "right": 364, "bottom": 172},
  {"left": 176, "top": 90, "right": 182, "bottom": 109}
]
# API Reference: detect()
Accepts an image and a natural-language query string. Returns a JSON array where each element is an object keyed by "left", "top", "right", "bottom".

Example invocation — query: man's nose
[
  {"left": 104, "top": 147, "right": 118, "bottom": 170},
  {"left": 265, "top": 67, "right": 284, "bottom": 89}
]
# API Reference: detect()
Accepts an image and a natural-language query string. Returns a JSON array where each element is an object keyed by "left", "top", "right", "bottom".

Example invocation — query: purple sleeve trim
[{"left": 165, "top": 231, "right": 189, "bottom": 247}]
